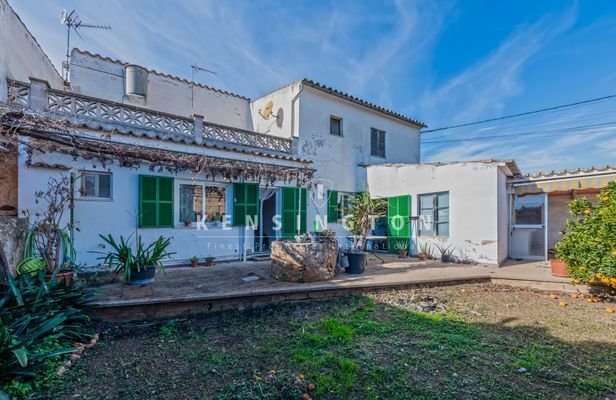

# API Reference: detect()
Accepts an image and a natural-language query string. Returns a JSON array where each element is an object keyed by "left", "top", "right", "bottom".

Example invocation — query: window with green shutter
[
  {"left": 233, "top": 183, "right": 259, "bottom": 226},
  {"left": 327, "top": 190, "right": 338, "bottom": 223},
  {"left": 281, "top": 187, "right": 307, "bottom": 239},
  {"left": 139, "top": 175, "right": 174, "bottom": 228}
]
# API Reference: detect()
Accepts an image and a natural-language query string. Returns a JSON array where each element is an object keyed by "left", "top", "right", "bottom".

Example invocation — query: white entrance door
[{"left": 510, "top": 193, "right": 547, "bottom": 260}]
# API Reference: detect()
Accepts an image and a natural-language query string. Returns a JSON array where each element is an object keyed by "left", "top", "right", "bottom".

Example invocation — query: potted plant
[
  {"left": 183, "top": 218, "right": 193, "bottom": 228},
  {"left": 190, "top": 256, "right": 199, "bottom": 267},
  {"left": 548, "top": 249, "right": 568, "bottom": 277},
  {"left": 344, "top": 190, "right": 386, "bottom": 274},
  {"left": 392, "top": 238, "right": 410, "bottom": 258},
  {"left": 204, "top": 256, "right": 215, "bottom": 267},
  {"left": 23, "top": 176, "right": 76, "bottom": 286},
  {"left": 418, "top": 242, "right": 431, "bottom": 261},
  {"left": 97, "top": 234, "right": 175, "bottom": 285},
  {"left": 433, "top": 241, "right": 454, "bottom": 263}
]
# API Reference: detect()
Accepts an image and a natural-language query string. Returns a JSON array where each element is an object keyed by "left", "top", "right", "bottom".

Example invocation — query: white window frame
[
  {"left": 175, "top": 180, "right": 230, "bottom": 228},
  {"left": 76, "top": 170, "right": 113, "bottom": 201},
  {"left": 337, "top": 191, "right": 354, "bottom": 222}
]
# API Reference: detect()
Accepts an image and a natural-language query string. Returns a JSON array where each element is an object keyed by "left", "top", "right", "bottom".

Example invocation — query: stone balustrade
[{"left": 6, "top": 79, "right": 293, "bottom": 155}]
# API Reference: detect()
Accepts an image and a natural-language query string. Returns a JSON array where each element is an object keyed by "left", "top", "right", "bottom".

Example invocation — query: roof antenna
[
  {"left": 60, "top": 9, "right": 111, "bottom": 82},
  {"left": 190, "top": 64, "right": 218, "bottom": 108}
]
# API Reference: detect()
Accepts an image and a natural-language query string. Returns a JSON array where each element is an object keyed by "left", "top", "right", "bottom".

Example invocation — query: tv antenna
[
  {"left": 190, "top": 64, "right": 218, "bottom": 107},
  {"left": 60, "top": 9, "right": 111, "bottom": 81}
]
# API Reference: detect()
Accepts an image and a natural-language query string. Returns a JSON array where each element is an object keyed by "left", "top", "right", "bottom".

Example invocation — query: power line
[
  {"left": 421, "top": 93, "right": 616, "bottom": 134},
  {"left": 421, "top": 121, "right": 616, "bottom": 144},
  {"left": 424, "top": 108, "right": 616, "bottom": 140}
]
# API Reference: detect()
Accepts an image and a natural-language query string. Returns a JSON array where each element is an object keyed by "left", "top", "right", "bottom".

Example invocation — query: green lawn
[{"left": 42, "top": 284, "right": 615, "bottom": 399}]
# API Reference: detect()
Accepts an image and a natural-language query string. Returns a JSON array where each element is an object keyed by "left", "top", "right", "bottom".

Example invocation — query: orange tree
[{"left": 555, "top": 181, "right": 616, "bottom": 288}]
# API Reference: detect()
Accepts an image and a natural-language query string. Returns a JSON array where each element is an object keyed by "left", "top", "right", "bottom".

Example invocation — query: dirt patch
[{"left": 45, "top": 283, "right": 615, "bottom": 400}]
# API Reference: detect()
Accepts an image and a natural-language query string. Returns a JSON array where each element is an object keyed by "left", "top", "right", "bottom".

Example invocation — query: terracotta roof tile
[{"left": 301, "top": 79, "right": 426, "bottom": 128}]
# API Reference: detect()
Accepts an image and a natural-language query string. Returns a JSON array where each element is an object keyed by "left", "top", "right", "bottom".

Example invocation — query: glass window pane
[
  {"left": 437, "top": 222, "right": 449, "bottom": 237},
  {"left": 98, "top": 174, "right": 111, "bottom": 198},
  {"left": 83, "top": 175, "right": 97, "bottom": 197},
  {"left": 420, "top": 195, "right": 433, "bottom": 209},
  {"left": 437, "top": 207, "right": 449, "bottom": 222},
  {"left": 180, "top": 185, "right": 202, "bottom": 223},
  {"left": 513, "top": 194, "right": 544, "bottom": 225},
  {"left": 437, "top": 192, "right": 449, "bottom": 207},
  {"left": 205, "top": 186, "right": 226, "bottom": 222},
  {"left": 511, "top": 227, "right": 545, "bottom": 258}
]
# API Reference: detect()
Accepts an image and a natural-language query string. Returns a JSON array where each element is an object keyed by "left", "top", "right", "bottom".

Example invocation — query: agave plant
[
  {"left": 0, "top": 272, "right": 93, "bottom": 381},
  {"left": 96, "top": 234, "right": 175, "bottom": 281}
]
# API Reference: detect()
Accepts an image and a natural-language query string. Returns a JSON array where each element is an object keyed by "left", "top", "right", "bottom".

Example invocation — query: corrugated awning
[{"left": 514, "top": 175, "right": 616, "bottom": 195}]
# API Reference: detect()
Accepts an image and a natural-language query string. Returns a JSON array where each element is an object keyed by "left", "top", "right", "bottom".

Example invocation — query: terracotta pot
[
  {"left": 45, "top": 271, "right": 74, "bottom": 287},
  {"left": 204, "top": 258, "right": 215, "bottom": 267},
  {"left": 191, "top": 261, "right": 198, "bottom": 268},
  {"left": 398, "top": 250, "right": 408, "bottom": 258},
  {"left": 419, "top": 253, "right": 429, "bottom": 261},
  {"left": 550, "top": 259, "right": 569, "bottom": 277},
  {"left": 184, "top": 221, "right": 192, "bottom": 227}
]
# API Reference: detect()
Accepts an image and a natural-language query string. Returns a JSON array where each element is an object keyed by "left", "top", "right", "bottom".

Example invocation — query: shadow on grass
[{"left": 44, "top": 294, "right": 615, "bottom": 400}]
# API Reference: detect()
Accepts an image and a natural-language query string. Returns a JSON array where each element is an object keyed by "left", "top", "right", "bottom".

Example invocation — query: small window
[
  {"left": 337, "top": 192, "right": 354, "bottom": 221},
  {"left": 179, "top": 184, "right": 203, "bottom": 223},
  {"left": 370, "top": 128, "right": 386, "bottom": 158},
  {"left": 80, "top": 171, "right": 112, "bottom": 199},
  {"left": 330, "top": 116, "right": 343, "bottom": 136},
  {"left": 205, "top": 186, "right": 226, "bottom": 222},
  {"left": 419, "top": 192, "right": 449, "bottom": 236}
]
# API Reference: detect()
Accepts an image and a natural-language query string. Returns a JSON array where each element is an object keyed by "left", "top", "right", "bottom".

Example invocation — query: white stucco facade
[
  {"left": 68, "top": 50, "right": 253, "bottom": 130},
  {"left": 367, "top": 161, "right": 516, "bottom": 265},
  {"left": 0, "top": 0, "right": 63, "bottom": 102},
  {"left": 251, "top": 80, "right": 423, "bottom": 241}
]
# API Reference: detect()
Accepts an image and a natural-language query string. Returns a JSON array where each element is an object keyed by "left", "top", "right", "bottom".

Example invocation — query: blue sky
[{"left": 11, "top": 0, "right": 616, "bottom": 173}]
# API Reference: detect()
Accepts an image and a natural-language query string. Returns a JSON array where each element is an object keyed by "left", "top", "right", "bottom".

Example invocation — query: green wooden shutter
[
  {"left": 299, "top": 188, "right": 307, "bottom": 234},
  {"left": 281, "top": 187, "right": 307, "bottom": 239},
  {"left": 327, "top": 190, "right": 338, "bottom": 223},
  {"left": 233, "top": 183, "right": 259, "bottom": 226},
  {"left": 387, "top": 195, "right": 411, "bottom": 253},
  {"left": 139, "top": 175, "right": 174, "bottom": 228}
]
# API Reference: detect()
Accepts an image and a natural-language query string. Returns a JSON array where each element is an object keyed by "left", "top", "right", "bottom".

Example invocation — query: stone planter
[{"left": 271, "top": 240, "right": 338, "bottom": 283}]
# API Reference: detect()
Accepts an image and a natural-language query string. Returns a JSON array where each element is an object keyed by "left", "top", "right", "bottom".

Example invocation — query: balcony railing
[{"left": 6, "top": 80, "right": 293, "bottom": 154}]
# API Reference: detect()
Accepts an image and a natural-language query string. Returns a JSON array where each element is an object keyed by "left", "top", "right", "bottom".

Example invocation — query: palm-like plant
[
  {"left": 346, "top": 190, "right": 387, "bottom": 252},
  {"left": 97, "top": 234, "right": 175, "bottom": 281}
]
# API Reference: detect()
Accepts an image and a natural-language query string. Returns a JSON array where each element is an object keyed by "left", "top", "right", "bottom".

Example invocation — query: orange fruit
[
  {"left": 559, "top": 301, "right": 568, "bottom": 307},
  {"left": 612, "top": 250, "right": 616, "bottom": 257},
  {"left": 308, "top": 383, "right": 316, "bottom": 392},
  {"left": 572, "top": 279, "right": 581, "bottom": 284},
  {"left": 606, "top": 308, "right": 615, "bottom": 314},
  {"left": 549, "top": 294, "right": 558, "bottom": 299},
  {"left": 583, "top": 209, "right": 591, "bottom": 215}
]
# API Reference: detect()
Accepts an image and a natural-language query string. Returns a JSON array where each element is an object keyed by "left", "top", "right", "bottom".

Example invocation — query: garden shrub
[
  {"left": 0, "top": 272, "right": 94, "bottom": 397},
  {"left": 555, "top": 182, "right": 616, "bottom": 287}
]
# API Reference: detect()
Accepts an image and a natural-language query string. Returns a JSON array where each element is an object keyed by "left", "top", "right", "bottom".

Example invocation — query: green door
[
  {"left": 387, "top": 195, "right": 411, "bottom": 253},
  {"left": 233, "top": 183, "right": 259, "bottom": 227},
  {"left": 281, "top": 187, "right": 307, "bottom": 239}
]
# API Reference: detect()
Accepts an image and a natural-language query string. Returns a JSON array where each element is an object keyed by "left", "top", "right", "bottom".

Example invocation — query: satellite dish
[
  {"left": 60, "top": 9, "right": 67, "bottom": 24},
  {"left": 262, "top": 100, "right": 274, "bottom": 119}
]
